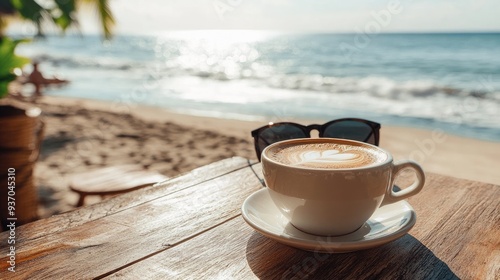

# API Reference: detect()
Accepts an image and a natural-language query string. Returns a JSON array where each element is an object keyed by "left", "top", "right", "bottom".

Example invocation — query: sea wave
[
  {"left": 34, "top": 54, "right": 143, "bottom": 71},
  {"left": 163, "top": 65, "right": 499, "bottom": 102},
  {"left": 264, "top": 75, "right": 499, "bottom": 101},
  {"left": 160, "top": 52, "right": 500, "bottom": 101},
  {"left": 36, "top": 51, "right": 499, "bottom": 103}
]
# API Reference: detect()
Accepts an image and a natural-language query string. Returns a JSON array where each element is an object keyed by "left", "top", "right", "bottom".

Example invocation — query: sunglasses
[{"left": 251, "top": 118, "right": 381, "bottom": 161}]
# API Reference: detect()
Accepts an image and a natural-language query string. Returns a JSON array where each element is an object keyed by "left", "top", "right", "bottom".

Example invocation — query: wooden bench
[{"left": 69, "top": 165, "right": 168, "bottom": 206}]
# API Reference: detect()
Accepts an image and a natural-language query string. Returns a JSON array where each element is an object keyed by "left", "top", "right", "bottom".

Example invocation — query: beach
[
  {"left": 16, "top": 33, "right": 500, "bottom": 143},
  {"left": 31, "top": 96, "right": 500, "bottom": 219}
]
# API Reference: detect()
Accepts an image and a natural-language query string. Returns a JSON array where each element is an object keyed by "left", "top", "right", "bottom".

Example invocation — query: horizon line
[{"left": 7, "top": 29, "right": 500, "bottom": 38}]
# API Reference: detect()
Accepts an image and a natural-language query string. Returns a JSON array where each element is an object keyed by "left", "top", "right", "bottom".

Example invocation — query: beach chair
[{"left": 69, "top": 165, "right": 168, "bottom": 207}]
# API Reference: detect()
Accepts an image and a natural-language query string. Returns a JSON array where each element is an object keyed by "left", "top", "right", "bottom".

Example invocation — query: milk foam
[{"left": 270, "top": 143, "right": 386, "bottom": 169}]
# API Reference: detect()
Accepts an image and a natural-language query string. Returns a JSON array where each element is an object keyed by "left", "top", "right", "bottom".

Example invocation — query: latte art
[
  {"left": 292, "top": 149, "right": 366, "bottom": 166},
  {"left": 269, "top": 143, "right": 386, "bottom": 169}
]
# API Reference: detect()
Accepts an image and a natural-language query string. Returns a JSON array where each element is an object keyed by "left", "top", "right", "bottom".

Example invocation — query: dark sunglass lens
[
  {"left": 257, "top": 125, "right": 308, "bottom": 153},
  {"left": 323, "top": 121, "right": 376, "bottom": 145}
]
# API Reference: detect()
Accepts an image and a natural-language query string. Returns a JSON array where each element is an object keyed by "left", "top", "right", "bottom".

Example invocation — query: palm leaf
[
  {"left": 0, "top": 37, "right": 30, "bottom": 97},
  {"left": 80, "top": 0, "right": 115, "bottom": 40},
  {"left": 53, "top": 0, "right": 77, "bottom": 30},
  {"left": 10, "top": 0, "right": 51, "bottom": 36},
  {"left": 3, "top": 0, "right": 114, "bottom": 39}
]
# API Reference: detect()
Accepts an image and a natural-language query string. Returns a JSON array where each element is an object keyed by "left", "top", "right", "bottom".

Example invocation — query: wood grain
[
  {"left": 103, "top": 172, "right": 499, "bottom": 279},
  {"left": 8, "top": 157, "right": 250, "bottom": 242},
  {"left": 0, "top": 158, "right": 498, "bottom": 280},
  {"left": 406, "top": 175, "right": 500, "bottom": 280},
  {"left": 0, "top": 157, "right": 259, "bottom": 279},
  {"left": 69, "top": 164, "right": 169, "bottom": 206},
  {"left": 69, "top": 165, "right": 168, "bottom": 194},
  {"left": 104, "top": 215, "right": 459, "bottom": 280}
]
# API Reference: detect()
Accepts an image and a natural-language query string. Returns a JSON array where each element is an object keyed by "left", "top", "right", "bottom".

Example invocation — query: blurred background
[{"left": 5, "top": 0, "right": 500, "bottom": 141}]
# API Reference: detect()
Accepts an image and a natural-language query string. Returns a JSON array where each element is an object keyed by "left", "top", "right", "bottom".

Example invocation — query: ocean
[{"left": 13, "top": 31, "right": 500, "bottom": 141}]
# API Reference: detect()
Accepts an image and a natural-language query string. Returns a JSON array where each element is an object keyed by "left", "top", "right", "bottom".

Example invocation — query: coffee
[
  {"left": 261, "top": 138, "right": 425, "bottom": 236},
  {"left": 268, "top": 142, "right": 386, "bottom": 169}
]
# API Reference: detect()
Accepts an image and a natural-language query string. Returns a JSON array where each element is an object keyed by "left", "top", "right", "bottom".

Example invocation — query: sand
[{"left": 21, "top": 96, "right": 500, "bottom": 218}]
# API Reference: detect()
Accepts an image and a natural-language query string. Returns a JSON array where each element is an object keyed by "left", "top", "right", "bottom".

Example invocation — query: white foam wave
[
  {"left": 157, "top": 51, "right": 498, "bottom": 102},
  {"left": 265, "top": 74, "right": 498, "bottom": 101},
  {"left": 34, "top": 54, "right": 144, "bottom": 71}
]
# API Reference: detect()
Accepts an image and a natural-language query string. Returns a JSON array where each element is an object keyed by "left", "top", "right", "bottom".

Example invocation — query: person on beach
[{"left": 25, "top": 61, "right": 69, "bottom": 97}]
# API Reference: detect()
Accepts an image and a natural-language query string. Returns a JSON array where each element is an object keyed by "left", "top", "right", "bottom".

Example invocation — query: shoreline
[{"left": 39, "top": 95, "right": 500, "bottom": 184}]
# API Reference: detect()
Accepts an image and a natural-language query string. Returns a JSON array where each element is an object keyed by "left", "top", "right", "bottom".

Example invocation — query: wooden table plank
[
  {"left": 104, "top": 172, "right": 499, "bottom": 279},
  {"left": 104, "top": 214, "right": 458, "bottom": 279},
  {"left": 1, "top": 158, "right": 498, "bottom": 279},
  {"left": 105, "top": 217, "right": 265, "bottom": 280},
  {"left": 405, "top": 174, "right": 500, "bottom": 280},
  {"left": 0, "top": 157, "right": 261, "bottom": 279},
  {"left": 8, "top": 157, "right": 251, "bottom": 242}
]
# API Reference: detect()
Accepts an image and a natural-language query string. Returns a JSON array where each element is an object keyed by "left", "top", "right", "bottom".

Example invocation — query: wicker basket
[
  {"left": 0, "top": 103, "right": 44, "bottom": 231},
  {"left": 0, "top": 105, "right": 41, "bottom": 149}
]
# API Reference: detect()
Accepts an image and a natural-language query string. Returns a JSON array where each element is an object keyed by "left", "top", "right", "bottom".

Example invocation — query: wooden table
[{"left": 1, "top": 157, "right": 498, "bottom": 279}]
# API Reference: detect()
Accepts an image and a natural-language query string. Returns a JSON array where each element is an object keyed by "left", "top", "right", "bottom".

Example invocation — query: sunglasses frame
[{"left": 251, "top": 118, "right": 381, "bottom": 161}]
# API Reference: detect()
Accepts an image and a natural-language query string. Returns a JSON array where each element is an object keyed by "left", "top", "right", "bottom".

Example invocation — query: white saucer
[{"left": 241, "top": 188, "right": 416, "bottom": 253}]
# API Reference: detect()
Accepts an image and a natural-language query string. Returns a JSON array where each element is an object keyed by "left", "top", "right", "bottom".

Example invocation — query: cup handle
[{"left": 381, "top": 161, "right": 425, "bottom": 206}]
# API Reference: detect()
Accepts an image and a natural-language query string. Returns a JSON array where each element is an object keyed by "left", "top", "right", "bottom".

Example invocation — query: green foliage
[
  {"left": 0, "top": 37, "right": 30, "bottom": 97},
  {"left": 95, "top": 0, "right": 115, "bottom": 40},
  {"left": 53, "top": 0, "right": 77, "bottom": 30},
  {"left": 11, "top": 0, "right": 45, "bottom": 32},
  {"left": 80, "top": 0, "right": 115, "bottom": 40},
  {"left": 9, "top": 0, "right": 77, "bottom": 36},
  {"left": 1, "top": 0, "right": 114, "bottom": 39},
  {"left": 0, "top": 0, "right": 115, "bottom": 98}
]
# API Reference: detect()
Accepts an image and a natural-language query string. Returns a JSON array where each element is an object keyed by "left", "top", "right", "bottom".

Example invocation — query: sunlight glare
[{"left": 159, "top": 30, "right": 278, "bottom": 45}]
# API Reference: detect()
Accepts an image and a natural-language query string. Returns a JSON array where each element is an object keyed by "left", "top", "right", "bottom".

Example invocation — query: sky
[
  {"left": 7, "top": 0, "right": 500, "bottom": 35},
  {"left": 81, "top": 0, "right": 500, "bottom": 34}
]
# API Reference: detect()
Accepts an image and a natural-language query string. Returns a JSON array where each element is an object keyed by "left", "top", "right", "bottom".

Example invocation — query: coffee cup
[{"left": 261, "top": 138, "right": 425, "bottom": 236}]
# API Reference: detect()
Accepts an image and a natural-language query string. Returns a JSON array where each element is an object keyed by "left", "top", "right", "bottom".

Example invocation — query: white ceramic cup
[{"left": 261, "top": 138, "right": 425, "bottom": 236}]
